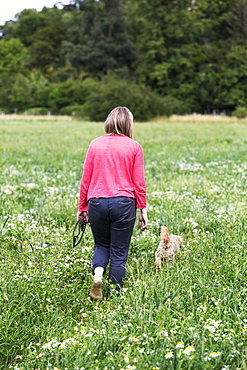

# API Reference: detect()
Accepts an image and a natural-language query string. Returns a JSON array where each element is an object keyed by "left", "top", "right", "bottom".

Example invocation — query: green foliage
[
  {"left": 25, "top": 107, "right": 51, "bottom": 115},
  {"left": 220, "top": 0, "right": 247, "bottom": 43},
  {"left": 47, "top": 65, "right": 78, "bottom": 83},
  {"left": 59, "top": 104, "right": 87, "bottom": 117},
  {"left": 61, "top": 0, "right": 135, "bottom": 75},
  {"left": 27, "top": 17, "right": 67, "bottom": 72},
  {"left": 2, "top": 9, "right": 46, "bottom": 46},
  {"left": 128, "top": 0, "right": 247, "bottom": 114},
  {"left": 213, "top": 45, "right": 247, "bottom": 112},
  {"left": 0, "top": 39, "right": 28, "bottom": 113},
  {"left": 83, "top": 74, "right": 170, "bottom": 121},
  {"left": 232, "top": 106, "right": 247, "bottom": 118},
  {"left": 0, "top": 71, "right": 51, "bottom": 113},
  {"left": 28, "top": 71, "right": 52, "bottom": 108},
  {"left": 0, "top": 75, "right": 12, "bottom": 112},
  {"left": 1, "top": 0, "right": 247, "bottom": 115},
  {"left": 191, "top": 0, "right": 233, "bottom": 43},
  {"left": 131, "top": 0, "right": 194, "bottom": 88},
  {"left": 8, "top": 74, "right": 32, "bottom": 111},
  {"left": 48, "top": 79, "right": 98, "bottom": 112},
  {"left": 162, "top": 95, "right": 189, "bottom": 116},
  {"left": 0, "top": 38, "right": 27, "bottom": 74}
]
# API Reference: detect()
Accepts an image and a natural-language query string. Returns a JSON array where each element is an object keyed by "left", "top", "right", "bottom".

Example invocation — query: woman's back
[{"left": 82, "top": 134, "right": 145, "bottom": 208}]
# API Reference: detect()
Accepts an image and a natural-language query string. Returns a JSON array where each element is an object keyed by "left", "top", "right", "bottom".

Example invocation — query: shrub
[
  {"left": 60, "top": 104, "right": 87, "bottom": 117},
  {"left": 232, "top": 106, "right": 247, "bottom": 119},
  {"left": 161, "top": 95, "right": 188, "bottom": 116},
  {"left": 29, "top": 71, "right": 51, "bottom": 108},
  {"left": 83, "top": 74, "right": 172, "bottom": 121},
  {"left": 48, "top": 79, "right": 98, "bottom": 113},
  {"left": 24, "top": 107, "right": 50, "bottom": 115},
  {"left": 9, "top": 74, "right": 32, "bottom": 112}
]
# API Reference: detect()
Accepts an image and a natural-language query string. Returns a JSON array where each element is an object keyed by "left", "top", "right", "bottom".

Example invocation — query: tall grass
[{"left": 0, "top": 117, "right": 247, "bottom": 370}]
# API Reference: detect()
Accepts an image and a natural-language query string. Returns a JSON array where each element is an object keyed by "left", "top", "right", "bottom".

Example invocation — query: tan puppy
[{"left": 155, "top": 226, "right": 182, "bottom": 269}]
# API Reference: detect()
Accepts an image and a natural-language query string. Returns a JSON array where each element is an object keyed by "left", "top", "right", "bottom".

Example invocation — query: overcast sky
[{"left": 0, "top": 0, "right": 71, "bottom": 25}]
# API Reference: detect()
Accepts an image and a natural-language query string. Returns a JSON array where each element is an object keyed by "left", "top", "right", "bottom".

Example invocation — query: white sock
[{"left": 94, "top": 266, "right": 104, "bottom": 281}]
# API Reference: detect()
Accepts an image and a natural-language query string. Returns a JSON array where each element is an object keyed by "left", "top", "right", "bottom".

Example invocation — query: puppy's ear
[{"left": 160, "top": 226, "right": 169, "bottom": 242}]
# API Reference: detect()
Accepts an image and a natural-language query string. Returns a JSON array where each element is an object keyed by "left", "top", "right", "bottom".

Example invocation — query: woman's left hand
[{"left": 139, "top": 209, "right": 148, "bottom": 231}]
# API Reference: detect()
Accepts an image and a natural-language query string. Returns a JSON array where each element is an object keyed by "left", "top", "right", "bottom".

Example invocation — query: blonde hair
[{"left": 104, "top": 106, "right": 133, "bottom": 138}]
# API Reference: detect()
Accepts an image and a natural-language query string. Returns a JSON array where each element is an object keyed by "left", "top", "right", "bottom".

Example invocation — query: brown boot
[{"left": 90, "top": 279, "right": 102, "bottom": 301}]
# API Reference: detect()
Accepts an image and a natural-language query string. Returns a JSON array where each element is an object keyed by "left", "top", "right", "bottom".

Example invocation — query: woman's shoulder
[
  {"left": 128, "top": 137, "right": 142, "bottom": 148},
  {"left": 90, "top": 135, "right": 142, "bottom": 149},
  {"left": 122, "top": 136, "right": 143, "bottom": 149},
  {"left": 89, "top": 135, "right": 106, "bottom": 145}
]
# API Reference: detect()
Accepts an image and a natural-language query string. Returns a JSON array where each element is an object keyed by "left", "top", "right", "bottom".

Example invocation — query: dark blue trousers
[{"left": 88, "top": 197, "right": 136, "bottom": 287}]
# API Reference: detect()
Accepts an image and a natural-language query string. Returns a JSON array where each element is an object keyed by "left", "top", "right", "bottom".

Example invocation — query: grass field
[{"left": 0, "top": 116, "right": 247, "bottom": 370}]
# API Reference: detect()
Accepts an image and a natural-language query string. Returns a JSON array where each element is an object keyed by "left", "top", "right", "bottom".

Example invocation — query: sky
[{"left": 0, "top": 0, "right": 72, "bottom": 25}]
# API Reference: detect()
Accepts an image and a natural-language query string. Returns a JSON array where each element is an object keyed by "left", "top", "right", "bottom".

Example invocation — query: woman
[{"left": 77, "top": 106, "right": 148, "bottom": 300}]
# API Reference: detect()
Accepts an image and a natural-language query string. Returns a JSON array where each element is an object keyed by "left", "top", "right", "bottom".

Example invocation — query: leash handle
[{"left": 72, "top": 218, "right": 86, "bottom": 247}]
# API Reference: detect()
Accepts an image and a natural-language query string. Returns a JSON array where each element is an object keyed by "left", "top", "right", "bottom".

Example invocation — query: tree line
[{"left": 1, "top": 0, "right": 247, "bottom": 121}]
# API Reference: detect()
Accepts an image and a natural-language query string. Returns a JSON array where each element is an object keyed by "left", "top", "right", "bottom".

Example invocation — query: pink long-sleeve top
[{"left": 78, "top": 134, "right": 146, "bottom": 212}]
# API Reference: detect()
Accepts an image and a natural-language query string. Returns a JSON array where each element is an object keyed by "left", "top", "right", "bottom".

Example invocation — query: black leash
[{"left": 72, "top": 217, "right": 87, "bottom": 247}]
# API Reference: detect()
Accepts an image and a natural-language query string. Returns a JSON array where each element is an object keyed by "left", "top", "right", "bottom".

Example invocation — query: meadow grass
[{"left": 0, "top": 117, "right": 247, "bottom": 370}]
